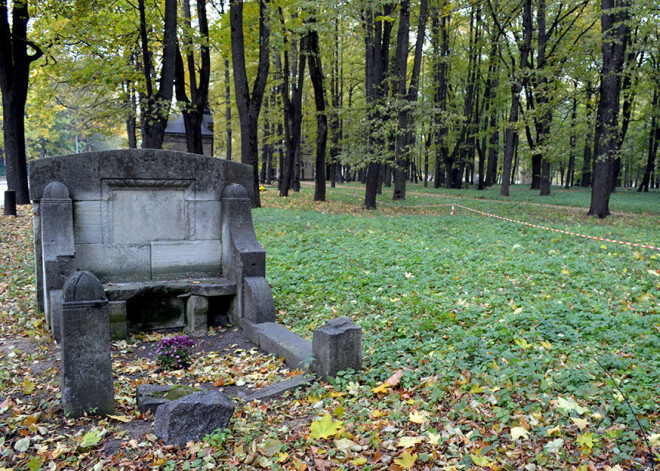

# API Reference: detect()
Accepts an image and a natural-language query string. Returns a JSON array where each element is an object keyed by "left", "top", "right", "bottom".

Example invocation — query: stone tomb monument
[
  {"left": 30, "top": 149, "right": 362, "bottom": 422},
  {"left": 29, "top": 149, "right": 276, "bottom": 339}
]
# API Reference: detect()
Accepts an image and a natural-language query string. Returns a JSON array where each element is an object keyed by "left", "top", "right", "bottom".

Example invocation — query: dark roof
[{"left": 164, "top": 113, "right": 214, "bottom": 136}]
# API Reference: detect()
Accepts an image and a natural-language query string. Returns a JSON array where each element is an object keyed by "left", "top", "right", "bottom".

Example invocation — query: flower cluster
[{"left": 154, "top": 335, "right": 196, "bottom": 371}]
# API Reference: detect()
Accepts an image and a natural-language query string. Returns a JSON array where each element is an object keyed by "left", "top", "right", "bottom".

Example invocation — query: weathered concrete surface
[
  {"left": 241, "top": 320, "right": 313, "bottom": 370},
  {"left": 60, "top": 272, "right": 114, "bottom": 417},
  {"left": 154, "top": 391, "right": 234, "bottom": 445},
  {"left": 239, "top": 374, "right": 315, "bottom": 402},
  {"left": 313, "top": 317, "right": 362, "bottom": 381},
  {"left": 136, "top": 384, "right": 205, "bottom": 414}
]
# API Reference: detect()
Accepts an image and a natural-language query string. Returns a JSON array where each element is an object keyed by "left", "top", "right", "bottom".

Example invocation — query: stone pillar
[
  {"left": 313, "top": 317, "right": 362, "bottom": 381},
  {"left": 109, "top": 301, "right": 128, "bottom": 340},
  {"left": 40, "top": 181, "right": 75, "bottom": 331},
  {"left": 60, "top": 271, "right": 114, "bottom": 417},
  {"left": 185, "top": 295, "right": 208, "bottom": 336},
  {"left": 221, "top": 184, "right": 275, "bottom": 325}
]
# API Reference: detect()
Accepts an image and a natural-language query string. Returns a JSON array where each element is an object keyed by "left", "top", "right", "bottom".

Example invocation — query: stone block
[
  {"left": 243, "top": 277, "right": 276, "bottom": 324},
  {"left": 185, "top": 295, "right": 208, "bottom": 336},
  {"left": 60, "top": 272, "right": 114, "bottom": 417},
  {"left": 136, "top": 384, "right": 205, "bottom": 414},
  {"left": 75, "top": 243, "right": 151, "bottom": 283},
  {"left": 154, "top": 391, "right": 235, "bottom": 445},
  {"left": 109, "top": 301, "right": 127, "bottom": 340},
  {"left": 241, "top": 320, "right": 313, "bottom": 370},
  {"left": 239, "top": 374, "right": 314, "bottom": 402},
  {"left": 313, "top": 317, "right": 362, "bottom": 381}
]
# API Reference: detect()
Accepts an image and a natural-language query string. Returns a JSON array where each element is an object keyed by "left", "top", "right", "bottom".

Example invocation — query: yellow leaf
[
  {"left": 310, "top": 414, "right": 343, "bottom": 439},
  {"left": 371, "top": 383, "right": 389, "bottom": 394},
  {"left": 333, "top": 405, "right": 344, "bottom": 418},
  {"left": 427, "top": 432, "right": 441, "bottom": 445},
  {"left": 371, "top": 409, "right": 387, "bottom": 418},
  {"left": 570, "top": 417, "right": 589, "bottom": 430},
  {"left": 470, "top": 384, "right": 484, "bottom": 393},
  {"left": 546, "top": 425, "right": 562, "bottom": 436},
  {"left": 541, "top": 341, "right": 552, "bottom": 349},
  {"left": 107, "top": 415, "right": 131, "bottom": 423},
  {"left": 51, "top": 443, "right": 69, "bottom": 459},
  {"left": 350, "top": 457, "right": 367, "bottom": 466},
  {"left": 510, "top": 426, "right": 529, "bottom": 440},
  {"left": 408, "top": 410, "right": 426, "bottom": 424},
  {"left": 470, "top": 454, "right": 492, "bottom": 467},
  {"left": 23, "top": 378, "right": 35, "bottom": 395},
  {"left": 397, "top": 436, "right": 423, "bottom": 448},
  {"left": 277, "top": 452, "right": 289, "bottom": 463},
  {"left": 576, "top": 432, "right": 594, "bottom": 450},
  {"left": 394, "top": 451, "right": 418, "bottom": 469}
]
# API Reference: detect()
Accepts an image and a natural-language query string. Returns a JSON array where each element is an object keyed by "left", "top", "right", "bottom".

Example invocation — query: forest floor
[{"left": 1, "top": 184, "right": 659, "bottom": 471}]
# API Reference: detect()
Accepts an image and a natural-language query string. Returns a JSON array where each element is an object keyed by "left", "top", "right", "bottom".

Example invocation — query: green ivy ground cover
[
  {"left": 257, "top": 184, "right": 659, "bottom": 468},
  {"left": 2, "top": 185, "right": 658, "bottom": 470}
]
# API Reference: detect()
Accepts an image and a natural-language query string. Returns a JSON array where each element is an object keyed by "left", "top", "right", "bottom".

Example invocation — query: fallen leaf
[
  {"left": 397, "top": 436, "right": 423, "bottom": 448},
  {"left": 371, "top": 383, "right": 389, "bottom": 394},
  {"left": 470, "top": 454, "right": 492, "bottom": 467},
  {"left": 408, "top": 410, "right": 426, "bottom": 424},
  {"left": 511, "top": 426, "right": 529, "bottom": 440},
  {"left": 545, "top": 438, "right": 564, "bottom": 453},
  {"left": 555, "top": 396, "right": 589, "bottom": 415},
  {"left": 310, "top": 414, "right": 343, "bottom": 439},
  {"left": 571, "top": 417, "right": 589, "bottom": 431},
  {"left": 394, "top": 451, "right": 418, "bottom": 469},
  {"left": 107, "top": 414, "right": 132, "bottom": 423},
  {"left": 386, "top": 369, "right": 403, "bottom": 387}
]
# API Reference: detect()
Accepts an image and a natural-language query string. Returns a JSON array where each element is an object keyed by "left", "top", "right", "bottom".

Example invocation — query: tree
[
  {"left": 588, "top": 0, "right": 630, "bottom": 218},
  {"left": 230, "top": 0, "right": 270, "bottom": 207},
  {"left": 138, "top": 0, "right": 178, "bottom": 149},
  {"left": 306, "top": 12, "right": 328, "bottom": 202},
  {"left": 175, "top": 0, "right": 211, "bottom": 154},
  {"left": 0, "top": 1, "right": 43, "bottom": 204}
]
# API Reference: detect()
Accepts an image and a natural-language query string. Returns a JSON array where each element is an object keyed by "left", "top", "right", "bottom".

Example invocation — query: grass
[{"left": 1, "top": 183, "right": 659, "bottom": 470}]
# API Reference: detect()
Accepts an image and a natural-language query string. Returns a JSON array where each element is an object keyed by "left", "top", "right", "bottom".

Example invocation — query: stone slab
[
  {"left": 151, "top": 240, "right": 222, "bottom": 280},
  {"left": 241, "top": 320, "right": 313, "bottom": 370},
  {"left": 75, "top": 243, "right": 151, "bottom": 283},
  {"left": 73, "top": 200, "right": 103, "bottom": 244},
  {"left": 239, "top": 374, "right": 315, "bottom": 402},
  {"left": 104, "top": 278, "right": 237, "bottom": 301}
]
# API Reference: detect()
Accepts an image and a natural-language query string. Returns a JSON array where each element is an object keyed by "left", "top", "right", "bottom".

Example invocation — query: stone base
[{"left": 136, "top": 384, "right": 205, "bottom": 414}]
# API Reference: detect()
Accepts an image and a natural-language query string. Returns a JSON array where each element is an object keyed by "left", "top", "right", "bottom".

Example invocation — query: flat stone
[
  {"left": 241, "top": 320, "right": 313, "bottom": 370},
  {"left": 154, "top": 390, "right": 235, "bottom": 445},
  {"left": 136, "top": 384, "right": 205, "bottom": 414},
  {"left": 104, "top": 278, "right": 237, "bottom": 301},
  {"left": 240, "top": 374, "right": 315, "bottom": 402}
]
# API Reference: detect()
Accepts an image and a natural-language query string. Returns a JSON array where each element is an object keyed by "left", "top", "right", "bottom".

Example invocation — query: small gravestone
[
  {"left": 60, "top": 271, "right": 114, "bottom": 417},
  {"left": 313, "top": 317, "right": 362, "bottom": 381},
  {"left": 136, "top": 384, "right": 205, "bottom": 414},
  {"left": 154, "top": 390, "right": 235, "bottom": 445}
]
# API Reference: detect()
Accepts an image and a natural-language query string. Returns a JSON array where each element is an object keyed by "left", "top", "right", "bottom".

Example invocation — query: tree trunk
[
  {"left": 230, "top": 0, "right": 270, "bottom": 207},
  {"left": 0, "top": 1, "right": 43, "bottom": 204},
  {"left": 140, "top": 0, "right": 177, "bottom": 150},
  {"left": 307, "top": 16, "right": 328, "bottom": 202},
  {"left": 639, "top": 83, "right": 658, "bottom": 192},
  {"left": 581, "top": 83, "right": 594, "bottom": 187},
  {"left": 500, "top": 0, "right": 532, "bottom": 196},
  {"left": 363, "top": 5, "right": 394, "bottom": 209},
  {"left": 588, "top": 0, "right": 630, "bottom": 218}
]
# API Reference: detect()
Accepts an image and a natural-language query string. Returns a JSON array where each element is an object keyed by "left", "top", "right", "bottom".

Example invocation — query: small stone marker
[
  {"left": 154, "top": 390, "right": 235, "bottom": 445},
  {"left": 60, "top": 271, "right": 114, "bottom": 417},
  {"left": 4, "top": 190, "right": 16, "bottom": 216},
  {"left": 313, "top": 317, "right": 362, "bottom": 381}
]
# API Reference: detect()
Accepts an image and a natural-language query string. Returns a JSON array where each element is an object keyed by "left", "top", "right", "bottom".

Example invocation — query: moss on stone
[{"left": 152, "top": 385, "right": 202, "bottom": 400}]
